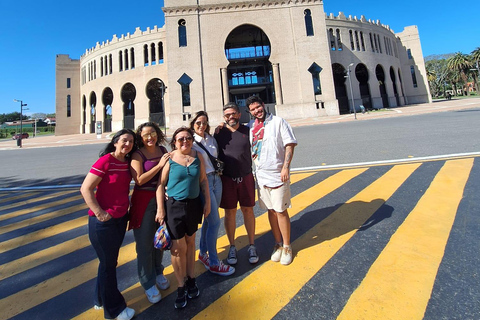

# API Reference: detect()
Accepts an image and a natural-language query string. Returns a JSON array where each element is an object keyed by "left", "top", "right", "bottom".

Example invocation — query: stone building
[{"left": 55, "top": 0, "right": 431, "bottom": 135}]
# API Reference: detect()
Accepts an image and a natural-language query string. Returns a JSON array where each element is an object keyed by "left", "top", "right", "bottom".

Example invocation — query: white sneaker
[
  {"left": 271, "top": 243, "right": 283, "bottom": 262},
  {"left": 116, "top": 307, "right": 135, "bottom": 320},
  {"left": 145, "top": 285, "right": 161, "bottom": 304},
  {"left": 156, "top": 274, "right": 170, "bottom": 290},
  {"left": 280, "top": 246, "right": 293, "bottom": 265}
]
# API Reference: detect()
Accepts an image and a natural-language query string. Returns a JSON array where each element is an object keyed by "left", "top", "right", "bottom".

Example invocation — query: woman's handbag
[
  {"left": 154, "top": 223, "right": 172, "bottom": 250},
  {"left": 195, "top": 140, "right": 224, "bottom": 175}
]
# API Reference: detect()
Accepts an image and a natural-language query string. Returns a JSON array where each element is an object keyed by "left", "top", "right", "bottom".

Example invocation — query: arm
[
  {"left": 280, "top": 144, "right": 296, "bottom": 182},
  {"left": 130, "top": 150, "right": 170, "bottom": 186},
  {"left": 80, "top": 173, "right": 111, "bottom": 222},
  {"left": 198, "top": 156, "right": 211, "bottom": 218},
  {"left": 155, "top": 161, "right": 170, "bottom": 224}
]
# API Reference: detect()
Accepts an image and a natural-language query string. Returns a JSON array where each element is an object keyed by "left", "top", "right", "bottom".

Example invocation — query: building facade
[{"left": 55, "top": 0, "right": 431, "bottom": 135}]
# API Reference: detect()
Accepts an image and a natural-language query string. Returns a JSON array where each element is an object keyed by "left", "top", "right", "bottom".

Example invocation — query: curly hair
[
  {"left": 189, "top": 111, "right": 211, "bottom": 135},
  {"left": 135, "top": 122, "right": 166, "bottom": 148}
]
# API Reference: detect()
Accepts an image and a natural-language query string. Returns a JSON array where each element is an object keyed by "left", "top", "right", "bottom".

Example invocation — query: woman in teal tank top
[{"left": 155, "top": 127, "right": 210, "bottom": 309}]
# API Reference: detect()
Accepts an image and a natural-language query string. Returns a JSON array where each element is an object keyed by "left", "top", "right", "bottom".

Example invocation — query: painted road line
[
  {"left": 0, "top": 234, "right": 90, "bottom": 280},
  {"left": 0, "top": 192, "right": 37, "bottom": 205},
  {"left": 0, "top": 202, "right": 86, "bottom": 236},
  {"left": 74, "top": 169, "right": 367, "bottom": 319},
  {"left": 193, "top": 163, "right": 420, "bottom": 320},
  {"left": 0, "top": 191, "right": 80, "bottom": 222},
  {"left": 0, "top": 215, "right": 87, "bottom": 254},
  {"left": 337, "top": 158, "right": 473, "bottom": 320}
]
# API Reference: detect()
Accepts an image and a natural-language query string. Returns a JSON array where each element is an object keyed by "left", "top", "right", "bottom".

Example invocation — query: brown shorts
[{"left": 220, "top": 173, "right": 255, "bottom": 209}]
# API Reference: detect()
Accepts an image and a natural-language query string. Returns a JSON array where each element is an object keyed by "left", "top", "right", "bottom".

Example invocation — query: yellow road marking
[
  {"left": 0, "top": 191, "right": 80, "bottom": 222},
  {"left": 0, "top": 192, "right": 37, "bottom": 205},
  {"left": 74, "top": 169, "right": 367, "bottom": 319},
  {"left": 337, "top": 159, "right": 473, "bottom": 320},
  {"left": 193, "top": 163, "right": 420, "bottom": 319}
]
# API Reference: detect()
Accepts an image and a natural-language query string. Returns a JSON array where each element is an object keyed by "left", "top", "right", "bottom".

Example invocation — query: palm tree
[
  {"left": 471, "top": 47, "right": 480, "bottom": 92},
  {"left": 447, "top": 52, "right": 472, "bottom": 96}
]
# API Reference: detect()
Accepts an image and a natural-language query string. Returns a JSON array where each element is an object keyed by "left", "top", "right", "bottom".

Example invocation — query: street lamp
[
  {"left": 345, "top": 63, "right": 357, "bottom": 120},
  {"left": 13, "top": 99, "right": 28, "bottom": 147}
]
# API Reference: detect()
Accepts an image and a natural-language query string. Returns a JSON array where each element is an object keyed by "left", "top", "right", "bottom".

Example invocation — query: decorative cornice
[{"left": 163, "top": 0, "right": 323, "bottom": 16}]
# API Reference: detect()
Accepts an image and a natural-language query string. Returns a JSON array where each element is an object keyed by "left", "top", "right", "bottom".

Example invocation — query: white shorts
[{"left": 257, "top": 181, "right": 292, "bottom": 213}]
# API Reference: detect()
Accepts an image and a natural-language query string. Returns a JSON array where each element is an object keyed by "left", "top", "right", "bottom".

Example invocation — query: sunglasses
[
  {"left": 195, "top": 121, "right": 208, "bottom": 126},
  {"left": 176, "top": 136, "right": 193, "bottom": 142},
  {"left": 223, "top": 112, "right": 238, "bottom": 118},
  {"left": 141, "top": 132, "right": 158, "bottom": 139}
]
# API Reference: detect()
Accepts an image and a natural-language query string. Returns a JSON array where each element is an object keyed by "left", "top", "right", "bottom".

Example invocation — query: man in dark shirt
[{"left": 214, "top": 102, "right": 258, "bottom": 265}]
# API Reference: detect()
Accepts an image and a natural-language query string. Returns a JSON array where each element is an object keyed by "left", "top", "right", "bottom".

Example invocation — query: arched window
[
  {"left": 308, "top": 63, "right": 322, "bottom": 95},
  {"left": 151, "top": 43, "right": 156, "bottom": 65},
  {"left": 178, "top": 19, "right": 187, "bottom": 47},
  {"left": 360, "top": 32, "right": 365, "bottom": 51},
  {"left": 109, "top": 54, "right": 112, "bottom": 74},
  {"left": 349, "top": 30, "right": 354, "bottom": 50},
  {"left": 144, "top": 44, "right": 149, "bottom": 66},
  {"left": 336, "top": 29, "right": 343, "bottom": 51},
  {"left": 410, "top": 66, "right": 418, "bottom": 88},
  {"left": 304, "top": 9, "right": 314, "bottom": 36},
  {"left": 119, "top": 51, "right": 123, "bottom": 71},
  {"left": 67, "top": 95, "right": 71, "bottom": 117},
  {"left": 354, "top": 31, "right": 360, "bottom": 51},
  {"left": 178, "top": 73, "right": 192, "bottom": 107},
  {"left": 369, "top": 33, "right": 375, "bottom": 52},
  {"left": 124, "top": 49, "right": 129, "bottom": 70},
  {"left": 130, "top": 48, "right": 135, "bottom": 69},
  {"left": 377, "top": 34, "right": 382, "bottom": 53},
  {"left": 329, "top": 28, "right": 335, "bottom": 50},
  {"left": 94, "top": 60, "right": 97, "bottom": 79},
  {"left": 158, "top": 42, "right": 164, "bottom": 63},
  {"left": 373, "top": 34, "right": 379, "bottom": 53}
]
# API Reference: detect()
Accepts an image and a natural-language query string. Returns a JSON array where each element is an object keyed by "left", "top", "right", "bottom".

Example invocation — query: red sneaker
[
  {"left": 209, "top": 262, "right": 235, "bottom": 276},
  {"left": 198, "top": 253, "right": 209, "bottom": 269}
]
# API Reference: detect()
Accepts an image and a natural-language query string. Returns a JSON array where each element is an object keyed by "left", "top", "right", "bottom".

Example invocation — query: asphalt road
[{"left": 1, "top": 108, "right": 479, "bottom": 188}]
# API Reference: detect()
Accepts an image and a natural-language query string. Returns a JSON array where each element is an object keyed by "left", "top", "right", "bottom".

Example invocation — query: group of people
[{"left": 80, "top": 96, "right": 297, "bottom": 320}]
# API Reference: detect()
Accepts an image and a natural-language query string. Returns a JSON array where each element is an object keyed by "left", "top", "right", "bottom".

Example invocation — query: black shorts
[{"left": 165, "top": 196, "right": 203, "bottom": 240}]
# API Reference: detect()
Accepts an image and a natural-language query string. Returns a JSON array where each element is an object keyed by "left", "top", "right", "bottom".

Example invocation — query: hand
[
  {"left": 203, "top": 203, "right": 211, "bottom": 218},
  {"left": 158, "top": 152, "right": 170, "bottom": 168},
  {"left": 214, "top": 122, "right": 225, "bottom": 135},
  {"left": 96, "top": 210, "right": 111, "bottom": 222},
  {"left": 281, "top": 167, "right": 290, "bottom": 182},
  {"left": 155, "top": 212, "right": 166, "bottom": 224}
]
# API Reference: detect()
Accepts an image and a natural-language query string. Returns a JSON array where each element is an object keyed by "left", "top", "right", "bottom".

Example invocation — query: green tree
[
  {"left": 0, "top": 112, "right": 29, "bottom": 124},
  {"left": 447, "top": 52, "right": 472, "bottom": 96},
  {"left": 470, "top": 47, "right": 480, "bottom": 92}
]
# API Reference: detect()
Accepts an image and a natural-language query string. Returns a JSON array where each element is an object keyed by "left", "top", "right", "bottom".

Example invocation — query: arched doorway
[
  {"left": 355, "top": 64, "right": 372, "bottom": 109},
  {"left": 225, "top": 24, "right": 274, "bottom": 122},
  {"left": 146, "top": 79, "right": 165, "bottom": 126},
  {"left": 390, "top": 67, "right": 400, "bottom": 106},
  {"left": 376, "top": 64, "right": 389, "bottom": 108},
  {"left": 89, "top": 92, "right": 97, "bottom": 133},
  {"left": 82, "top": 95, "right": 86, "bottom": 134},
  {"left": 121, "top": 83, "right": 136, "bottom": 129},
  {"left": 102, "top": 87, "right": 113, "bottom": 132},
  {"left": 332, "top": 63, "right": 349, "bottom": 114}
]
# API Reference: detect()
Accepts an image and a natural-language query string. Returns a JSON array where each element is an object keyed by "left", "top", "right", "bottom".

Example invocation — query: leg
[
  {"left": 170, "top": 238, "right": 187, "bottom": 287},
  {"left": 203, "top": 174, "right": 221, "bottom": 265},
  {"left": 185, "top": 233, "right": 197, "bottom": 278},
  {"left": 271, "top": 209, "right": 291, "bottom": 246},
  {"left": 241, "top": 206, "right": 256, "bottom": 245},
  {"left": 268, "top": 209, "right": 283, "bottom": 244},
  {"left": 224, "top": 208, "right": 237, "bottom": 246}
]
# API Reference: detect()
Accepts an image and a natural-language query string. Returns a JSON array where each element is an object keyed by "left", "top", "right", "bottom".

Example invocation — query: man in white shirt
[{"left": 246, "top": 96, "right": 297, "bottom": 265}]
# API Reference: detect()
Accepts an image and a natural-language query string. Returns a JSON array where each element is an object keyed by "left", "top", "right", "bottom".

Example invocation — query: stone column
[
  {"left": 272, "top": 63, "right": 283, "bottom": 105},
  {"left": 221, "top": 68, "right": 229, "bottom": 105}
]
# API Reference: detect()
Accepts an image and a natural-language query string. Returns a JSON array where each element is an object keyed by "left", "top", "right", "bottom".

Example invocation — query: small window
[
  {"left": 119, "top": 51, "right": 123, "bottom": 71},
  {"left": 151, "top": 43, "right": 156, "bottom": 65},
  {"left": 304, "top": 9, "right": 314, "bottom": 36},
  {"left": 130, "top": 48, "right": 135, "bottom": 69},
  {"left": 159, "top": 42, "right": 164, "bottom": 63},
  {"left": 67, "top": 95, "right": 71, "bottom": 117},
  {"left": 67, "top": 78, "right": 71, "bottom": 88},
  {"left": 308, "top": 63, "right": 322, "bottom": 95},
  {"left": 336, "top": 29, "right": 343, "bottom": 51},
  {"left": 178, "top": 19, "right": 187, "bottom": 47},
  {"left": 329, "top": 28, "right": 335, "bottom": 50},
  {"left": 407, "top": 49, "right": 412, "bottom": 59},
  {"left": 411, "top": 66, "right": 418, "bottom": 88},
  {"left": 178, "top": 73, "right": 193, "bottom": 107},
  {"left": 349, "top": 30, "right": 354, "bottom": 50}
]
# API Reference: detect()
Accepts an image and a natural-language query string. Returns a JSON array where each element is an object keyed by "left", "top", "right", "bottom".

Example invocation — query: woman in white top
[{"left": 189, "top": 111, "right": 235, "bottom": 276}]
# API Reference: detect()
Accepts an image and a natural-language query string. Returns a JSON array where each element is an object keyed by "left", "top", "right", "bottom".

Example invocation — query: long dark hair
[
  {"left": 170, "top": 127, "right": 194, "bottom": 150},
  {"left": 135, "top": 122, "right": 166, "bottom": 148},
  {"left": 189, "top": 111, "right": 211, "bottom": 135},
  {"left": 99, "top": 128, "right": 137, "bottom": 158}
]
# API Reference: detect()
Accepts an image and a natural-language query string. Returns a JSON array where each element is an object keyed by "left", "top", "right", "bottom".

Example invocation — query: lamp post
[
  {"left": 345, "top": 63, "right": 357, "bottom": 120},
  {"left": 13, "top": 99, "right": 28, "bottom": 147}
]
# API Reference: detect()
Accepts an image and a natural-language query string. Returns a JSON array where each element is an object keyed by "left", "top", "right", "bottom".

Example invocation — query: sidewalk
[{"left": 1, "top": 97, "right": 479, "bottom": 151}]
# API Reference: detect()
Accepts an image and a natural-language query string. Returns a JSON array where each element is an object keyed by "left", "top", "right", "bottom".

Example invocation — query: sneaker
[
  {"left": 209, "top": 261, "right": 235, "bottom": 276},
  {"left": 227, "top": 246, "right": 237, "bottom": 265},
  {"left": 116, "top": 307, "right": 135, "bottom": 320},
  {"left": 156, "top": 274, "right": 170, "bottom": 290},
  {"left": 186, "top": 276, "right": 200, "bottom": 299},
  {"left": 280, "top": 246, "right": 293, "bottom": 265},
  {"left": 93, "top": 305, "right": 103, "bottom": 310},
  {"left": 248, "top": 245, "right": 259, "bottom": 264},
  {"left": 145, "top": 285, "right": 161, "bottom": 304},
  {"left": 198, "top": 252, "right": 210, "bottom": 269},
  {"left": 175, "top": 286, "right": 187, "bottom": 309},
  {"left": 271, "top": 243, "right": 283, "bottom": 262}
]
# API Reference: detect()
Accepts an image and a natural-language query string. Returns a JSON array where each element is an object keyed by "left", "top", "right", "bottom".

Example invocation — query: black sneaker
[
  {"left": 186, "top": 276, "right": 200, "bottom": 299},
  {"left": 174, "top": 286, "right": 187, "bottom": 309}
]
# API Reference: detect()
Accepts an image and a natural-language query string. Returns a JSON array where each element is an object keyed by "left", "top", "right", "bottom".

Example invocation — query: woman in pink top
[
  {"left": 80, "top": 129, "right": 137, "bottom": 320},
  {"left": 129, "top": 122, "right": 170, "bottom": 304}
]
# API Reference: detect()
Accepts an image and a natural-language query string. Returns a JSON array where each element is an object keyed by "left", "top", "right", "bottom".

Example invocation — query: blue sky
[{"left": 0, "top": 0, "right": 477, "bottom": 116}]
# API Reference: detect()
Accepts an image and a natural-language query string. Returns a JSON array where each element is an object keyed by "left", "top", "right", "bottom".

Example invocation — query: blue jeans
[
  {"left": 199, "top": 173, "right": 222, "bottom": 266},
  {"left": 88, "top": 214, "right": 128, "bottom": 319}
]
